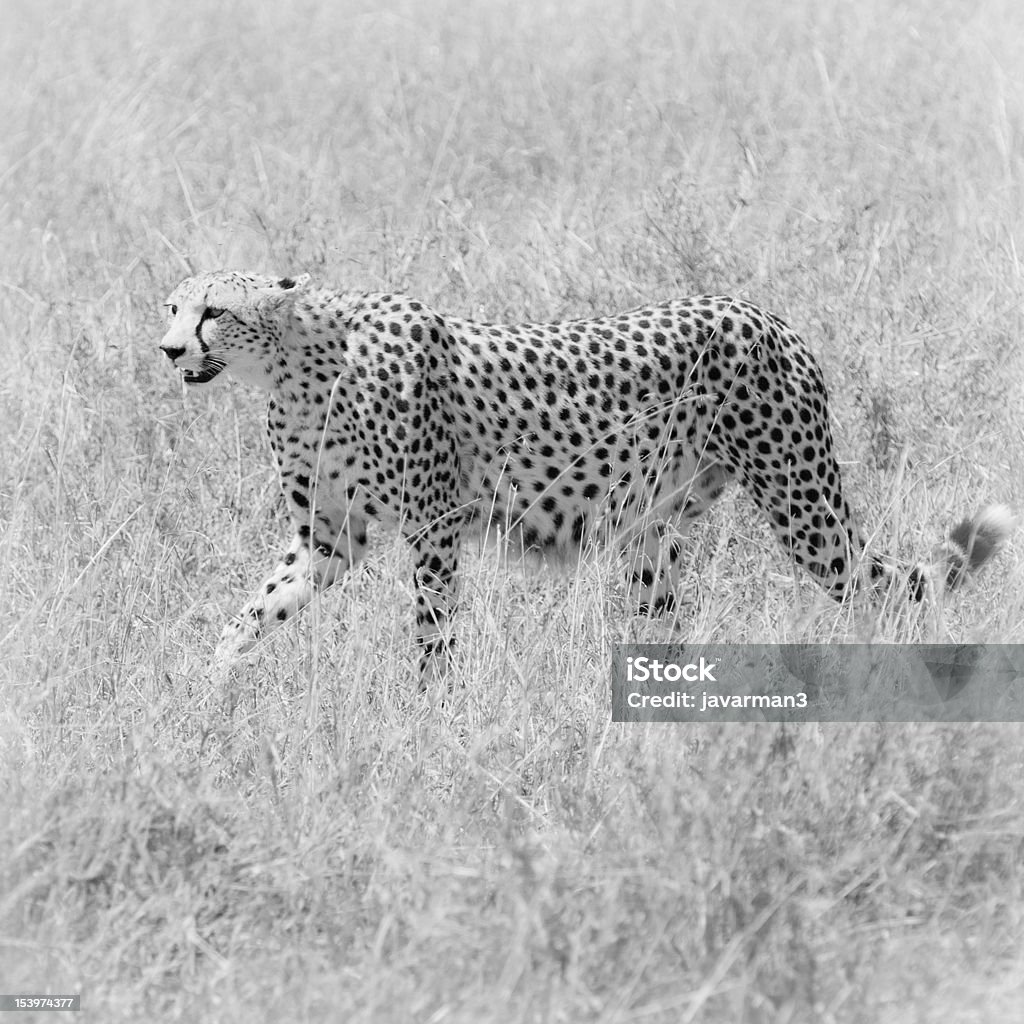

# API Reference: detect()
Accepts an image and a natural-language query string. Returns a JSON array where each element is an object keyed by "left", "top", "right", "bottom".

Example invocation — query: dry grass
[{"left": 2, "top": 0, "right": 1024, "bottom": 1020}]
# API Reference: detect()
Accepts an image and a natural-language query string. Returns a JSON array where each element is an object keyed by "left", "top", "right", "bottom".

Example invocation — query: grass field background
[{"left": 2, "top": 0, "right": 1024, "bottom": 1020}]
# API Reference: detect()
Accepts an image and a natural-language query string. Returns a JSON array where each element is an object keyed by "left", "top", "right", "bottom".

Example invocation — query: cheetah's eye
[
  {"left": 206, "top": 307, "right": 226, "bottom": 319},
  {"left": 165, "top": 303, "right": 178, "bottom": 316}
]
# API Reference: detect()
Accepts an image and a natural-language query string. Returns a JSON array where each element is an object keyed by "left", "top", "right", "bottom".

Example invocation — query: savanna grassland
[{"left": 2, "top": 0, "right": 1024, "bottom": 1020}]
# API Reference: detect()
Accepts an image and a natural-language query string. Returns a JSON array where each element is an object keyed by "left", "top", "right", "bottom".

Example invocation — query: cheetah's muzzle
[{"left": 181, "top": 360, "right": 225, "bottom": 384}]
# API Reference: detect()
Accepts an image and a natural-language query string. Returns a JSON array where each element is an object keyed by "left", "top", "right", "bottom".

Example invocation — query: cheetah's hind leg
[{"left": 624, "top": 462, "right": 735, "bottom": 618}]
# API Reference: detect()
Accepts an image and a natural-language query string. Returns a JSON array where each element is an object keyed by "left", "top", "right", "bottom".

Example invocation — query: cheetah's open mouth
[{"left": 181, "top": 360, "right": 225, "bottom": 384}]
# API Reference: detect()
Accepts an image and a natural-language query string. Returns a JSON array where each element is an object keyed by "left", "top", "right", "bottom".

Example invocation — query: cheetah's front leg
[
  {"left": 405, "top": 515, "right": 464, "bottom": 689},
  {"left": 215, "top": 513, "right": 368, "bottom": 666}
]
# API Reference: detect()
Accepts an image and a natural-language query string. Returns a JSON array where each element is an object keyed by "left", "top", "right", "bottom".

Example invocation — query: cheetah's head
[{"left": 159, "top": 271, "right": 310, "bottom": 389}]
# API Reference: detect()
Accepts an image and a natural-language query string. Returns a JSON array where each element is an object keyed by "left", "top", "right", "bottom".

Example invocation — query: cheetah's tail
[{"left": 939, "top": 503, "right": 1017, "bottom": 590}]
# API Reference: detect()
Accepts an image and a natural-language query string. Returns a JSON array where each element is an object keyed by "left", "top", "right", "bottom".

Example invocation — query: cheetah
[{"left": 159, "top": 271, "right": 1013, "bottom": 681}]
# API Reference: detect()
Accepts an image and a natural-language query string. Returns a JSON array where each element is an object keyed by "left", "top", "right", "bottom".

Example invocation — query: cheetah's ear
[
  {"left": 276, "top": 274, "right": 311, "bottom": 291},
  {"left": 257, "top": 273, "right": 311, "bottom": 314}
]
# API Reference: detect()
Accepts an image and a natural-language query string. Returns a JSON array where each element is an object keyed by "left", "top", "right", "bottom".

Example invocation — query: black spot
[
  {"left": 632, "top": 567, "right": 655, "bottom": 588},
  {"left": 571, "top": 515, "right": 587, "bottom": 543}
]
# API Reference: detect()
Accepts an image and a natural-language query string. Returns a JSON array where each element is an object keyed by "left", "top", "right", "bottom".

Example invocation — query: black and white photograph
[{"left": 2, "top": 0, "right": 1023, "bottom": 1020}]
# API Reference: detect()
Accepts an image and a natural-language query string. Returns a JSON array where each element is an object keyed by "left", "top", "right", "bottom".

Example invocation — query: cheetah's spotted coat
[{"left": 159, "top": 272, "right": 1012, "bottom": 680}]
